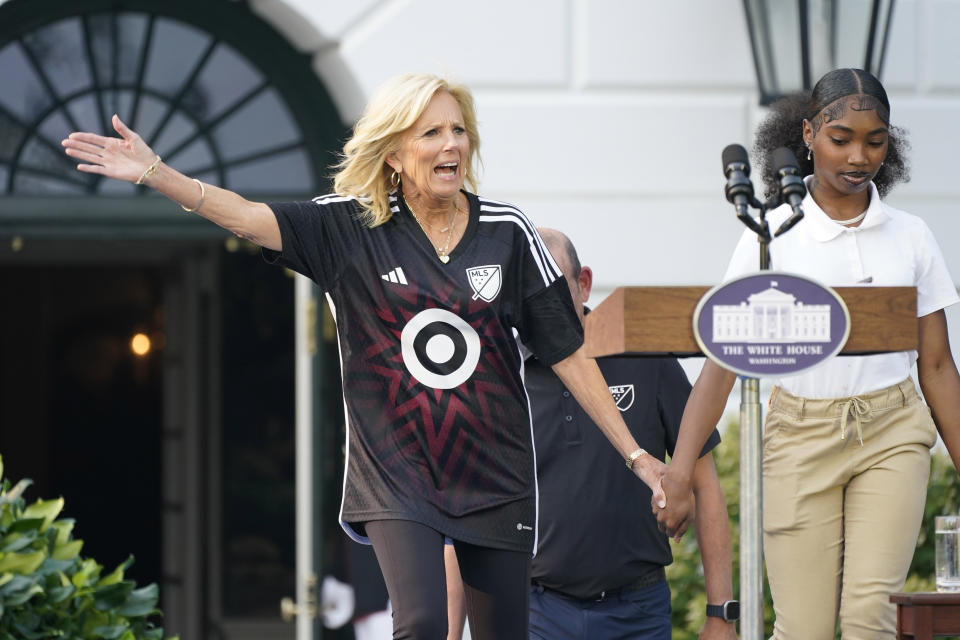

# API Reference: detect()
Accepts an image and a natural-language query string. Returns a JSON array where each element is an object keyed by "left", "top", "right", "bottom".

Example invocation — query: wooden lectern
[
  {"left": 584, "top": 285, "right": 918, "bottom": 638},
  {"left": 585, "top": 286, "right": 918, "bottom": 358}
]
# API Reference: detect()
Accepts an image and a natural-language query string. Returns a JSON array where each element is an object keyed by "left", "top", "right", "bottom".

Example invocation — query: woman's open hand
[{"left": 62, "top": 114, "right": 157, "bottom": 184}]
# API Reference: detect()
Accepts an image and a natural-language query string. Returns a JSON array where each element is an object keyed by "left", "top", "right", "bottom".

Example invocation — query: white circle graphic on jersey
[
  {"left": 425, "top": 334, "right": 456, "bottom": 363},
  {"left": 401, "top": 308, "right": 480, "bottom": 389}
]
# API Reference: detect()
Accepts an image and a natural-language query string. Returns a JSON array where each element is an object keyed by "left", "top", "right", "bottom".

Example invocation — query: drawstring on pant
[{"left": 839, "top": 397, "right": 872, "bottom": 446}]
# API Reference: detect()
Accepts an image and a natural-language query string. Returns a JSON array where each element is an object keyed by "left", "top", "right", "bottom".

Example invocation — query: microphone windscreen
[
  {"left": 722, "top": 144, "right": 750, "bottom": 175},
  {"left": 772, "top": 147, "right": 800, "bottom": 174}
]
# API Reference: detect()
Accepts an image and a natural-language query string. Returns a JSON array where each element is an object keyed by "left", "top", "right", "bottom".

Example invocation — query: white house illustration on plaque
[{"left": 712, "top": 280, "right": 831, "bottom": 343}]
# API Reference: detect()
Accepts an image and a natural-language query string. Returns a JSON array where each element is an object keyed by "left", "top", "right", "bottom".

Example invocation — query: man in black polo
[
  {"left": 526, "top": 229, "right": 738, "bottom": 640},
  {"left": 445, "top": 230, "right": 739, "bottom": 640}
]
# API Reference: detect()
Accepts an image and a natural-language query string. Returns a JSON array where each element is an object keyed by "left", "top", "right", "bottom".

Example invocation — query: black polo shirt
[{"left": 528, "top": 353, "right": 721, "bottom": 599}]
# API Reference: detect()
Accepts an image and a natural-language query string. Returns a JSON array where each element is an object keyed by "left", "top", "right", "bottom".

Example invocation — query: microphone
[
  {"left": 722, "top": 144, "right": 765, "bottom": 237},
  {"left": 771, "top": 147, "right": 806, "bottom": 237}
]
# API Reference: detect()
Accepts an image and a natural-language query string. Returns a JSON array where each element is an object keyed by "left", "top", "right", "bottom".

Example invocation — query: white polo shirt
[{"left": 724, "top": 178, "right": 959, "bottom": 399}]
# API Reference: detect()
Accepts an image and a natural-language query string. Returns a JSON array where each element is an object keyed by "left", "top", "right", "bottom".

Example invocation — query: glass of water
[{"left": 936, "top": 516, "right": 960, "bottom": 592}]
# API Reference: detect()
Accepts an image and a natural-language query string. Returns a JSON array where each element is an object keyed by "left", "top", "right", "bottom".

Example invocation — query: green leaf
[
  {"left": 0, "top": 549, "right": 46, "bottom": 574},
  {"left": 116, "top": 584, "right": 159, "bottom": 617},
  {"left": 9, "top": 518, "right": 46, "bottom": 534},
  {"left": 22, "top": 499, "right": 63, "bottom": 532},
  {"left": 72, "top": 558, "right": 102, "bottom": 588},
  {"left": 0, "top": 573, "right": 32, "bottom": 594},
  {"left": 4, "top": 581, "right": 44, "bottom": 606},
  {"left": 90, "top": 624, "right": 128, "bottom": 639},
  {"left": 93, "top": 581, "right": 134, "bottom": 611},
  {"left": 0, "top": 478, "right": 32, "bottom": 505},
  {"left": 51, "top": 540, "right": 83, "bottom": 561},
  {"left": 82, "top": 609, "right": 111, "bottom": 636},
  {"left": 45, "top": 583, "right": 75, "bottom": 604},
  {"left": 0, "top": 571, "right": 14, "bottom": 587},
  {"left": 1, "top": 534, "right": 37, "bottom": 553},
  {"left": 50, "top": 520, "right": 74, "bottom": 546},
  {"left": 98, "top": 556, "right": 132, "bottom": 587},
  {"left": 43, "top": 572, "right": 75, "bottom": 604},
  {"left": 10, "top": 620, "right": 61, "bottom": 640},
  {"left": 10, "top": 623, "right": 49, "bottom": 640},
  {"left": 37, "top": 557, "right": 75, "bottom": 576}
]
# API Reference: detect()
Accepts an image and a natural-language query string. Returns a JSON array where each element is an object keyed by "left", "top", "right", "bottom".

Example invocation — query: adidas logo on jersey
[{"left": 381, "top": 267, "right": 408, "bottom": 285}]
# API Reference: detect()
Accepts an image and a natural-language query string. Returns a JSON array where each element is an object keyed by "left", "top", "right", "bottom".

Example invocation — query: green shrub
[
  {"left": 0, "top": 455, "right": 175, "bottom": 640},
  {"left": 667, "top": 418, "right": 960, "bottom": 638}
]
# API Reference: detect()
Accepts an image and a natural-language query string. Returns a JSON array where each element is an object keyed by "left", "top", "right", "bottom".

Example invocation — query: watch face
[{"left": 724, "top": 600, "right": 740, "bottom": 621}]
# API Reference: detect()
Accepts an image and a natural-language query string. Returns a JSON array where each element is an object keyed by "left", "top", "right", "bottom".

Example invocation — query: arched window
[{"left": 0, "top": 1, "right": 342, "bottom": 200}]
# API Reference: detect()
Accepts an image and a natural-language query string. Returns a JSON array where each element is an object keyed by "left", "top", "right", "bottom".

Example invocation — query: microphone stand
[
  {"left": 737, "top": 195, "right": 772, "bottom": 640},
  {"left": 719, "top": 146, "right": 804, "bottom": 638}
]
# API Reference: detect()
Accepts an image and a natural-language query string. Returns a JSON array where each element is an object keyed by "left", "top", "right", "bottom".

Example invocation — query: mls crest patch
[
  {"left": 466, "top": 265, "right": 502, "bottom": 302},
  {"left": 609, "top": 384, "right": 635, "bottom": 411}
]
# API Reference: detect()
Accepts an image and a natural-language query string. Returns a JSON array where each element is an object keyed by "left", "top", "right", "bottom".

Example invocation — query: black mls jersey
[{"left": 264, "top": 191, "right": 583, "bottom": 552}]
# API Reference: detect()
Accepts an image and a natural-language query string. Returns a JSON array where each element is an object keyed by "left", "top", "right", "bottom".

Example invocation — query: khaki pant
[{"left": 763, "top": 379, "right": 937, "bottom": 640}]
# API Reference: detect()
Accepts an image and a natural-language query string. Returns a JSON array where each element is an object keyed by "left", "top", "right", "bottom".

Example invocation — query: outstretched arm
[
  {"left": 63, "top": 115, "right": 281, "bottom": 250},
  {"left": 656, "top": 360, "right": 737, "bottom": 539},
  {"left": 918, "top": 309, "right": 960, "bottom": 471},
  {"left": 552, "top": 344, "right": 668, "bottom": 508},
  {"left": 692, "top": 454, "right": 737, "bottom": 640}
]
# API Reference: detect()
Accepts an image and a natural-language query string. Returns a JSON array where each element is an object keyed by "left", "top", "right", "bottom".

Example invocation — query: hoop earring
[{"left": 390, "top": 171, "right": 400, "bottom": 188}]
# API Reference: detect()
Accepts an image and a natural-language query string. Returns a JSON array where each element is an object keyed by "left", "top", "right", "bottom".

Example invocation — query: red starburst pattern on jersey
[{"left": 340, "top": 265, "right": 531, "bottom": 514}]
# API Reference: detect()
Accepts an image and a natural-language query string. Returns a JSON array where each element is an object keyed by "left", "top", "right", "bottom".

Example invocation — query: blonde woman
[{"left": 62, "top": 73, "right": 671, "bottom": 640}]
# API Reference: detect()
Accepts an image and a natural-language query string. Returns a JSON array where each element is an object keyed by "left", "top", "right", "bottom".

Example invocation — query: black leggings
[{"left": 365, "top": 519, "right": 530, "bottom": 640}]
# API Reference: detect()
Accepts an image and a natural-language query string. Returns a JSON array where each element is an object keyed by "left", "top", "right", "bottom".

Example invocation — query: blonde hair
[{"left": 333, "top": 73, "right": 482, "bottom": 227}]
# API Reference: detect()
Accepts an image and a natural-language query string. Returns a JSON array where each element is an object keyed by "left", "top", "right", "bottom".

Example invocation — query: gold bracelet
[
  {"left": 625, "top": 447, "right": 647, "bottom": 470},
  {"left": 135, "top": 155, "right": 162, "bottom": 185},
  {"left": 181, "top": 179, "right": 205, "bottom": 213}
]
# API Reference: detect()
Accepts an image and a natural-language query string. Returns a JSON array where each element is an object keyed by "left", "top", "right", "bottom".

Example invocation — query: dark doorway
[
  {"left": 218, "top": 244, "right": 296, "bottom": 618},
  {"left": 0, "top": 264, "right": 164, "bottom": 588}
]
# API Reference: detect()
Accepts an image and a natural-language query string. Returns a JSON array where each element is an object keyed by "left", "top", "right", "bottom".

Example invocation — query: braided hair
[{"left": 752, "top": 68, "right": 910, "bottom": 200}]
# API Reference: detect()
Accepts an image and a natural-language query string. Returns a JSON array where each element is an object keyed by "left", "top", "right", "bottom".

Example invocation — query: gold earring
[{"left": 390, "top": 171, "right": 400, "bottom": 188}]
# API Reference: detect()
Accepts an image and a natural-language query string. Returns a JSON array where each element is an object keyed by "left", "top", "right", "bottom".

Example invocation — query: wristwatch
[{"left": 706, "top": 600, "right": 740, "bottom": 622}]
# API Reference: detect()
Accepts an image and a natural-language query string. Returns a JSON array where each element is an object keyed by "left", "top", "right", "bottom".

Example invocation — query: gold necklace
[{"left": 404, "top": 195, "right": 461, "bottom": 263}]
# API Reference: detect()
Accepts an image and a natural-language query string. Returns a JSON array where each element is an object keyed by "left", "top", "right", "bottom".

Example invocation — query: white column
[{"left": 295, "top": 274, "right": 315, "bottom": 640}]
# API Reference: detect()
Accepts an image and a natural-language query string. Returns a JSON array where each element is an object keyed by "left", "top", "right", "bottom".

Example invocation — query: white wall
[{"left": 251, "top": 0, "right": 960, "bottom": 377}]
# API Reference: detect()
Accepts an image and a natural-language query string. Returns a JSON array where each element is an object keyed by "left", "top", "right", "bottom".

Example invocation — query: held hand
[
  {"left": 653, "top": 465, "right": 695, "bottom": 540},
  {"left": 631, "top": 454, "right": 668, "bottom": 509},
  {"left": 62, "top": 115, "right": 158, "bottom": 184},
  {"left": 699, "top": 617, "right": 738, "bottom": 640}
]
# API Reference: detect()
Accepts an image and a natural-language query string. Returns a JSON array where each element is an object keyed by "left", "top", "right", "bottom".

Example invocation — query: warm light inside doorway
[{"left": 130, "top": 333, "right": 151, "bottom": 356}]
